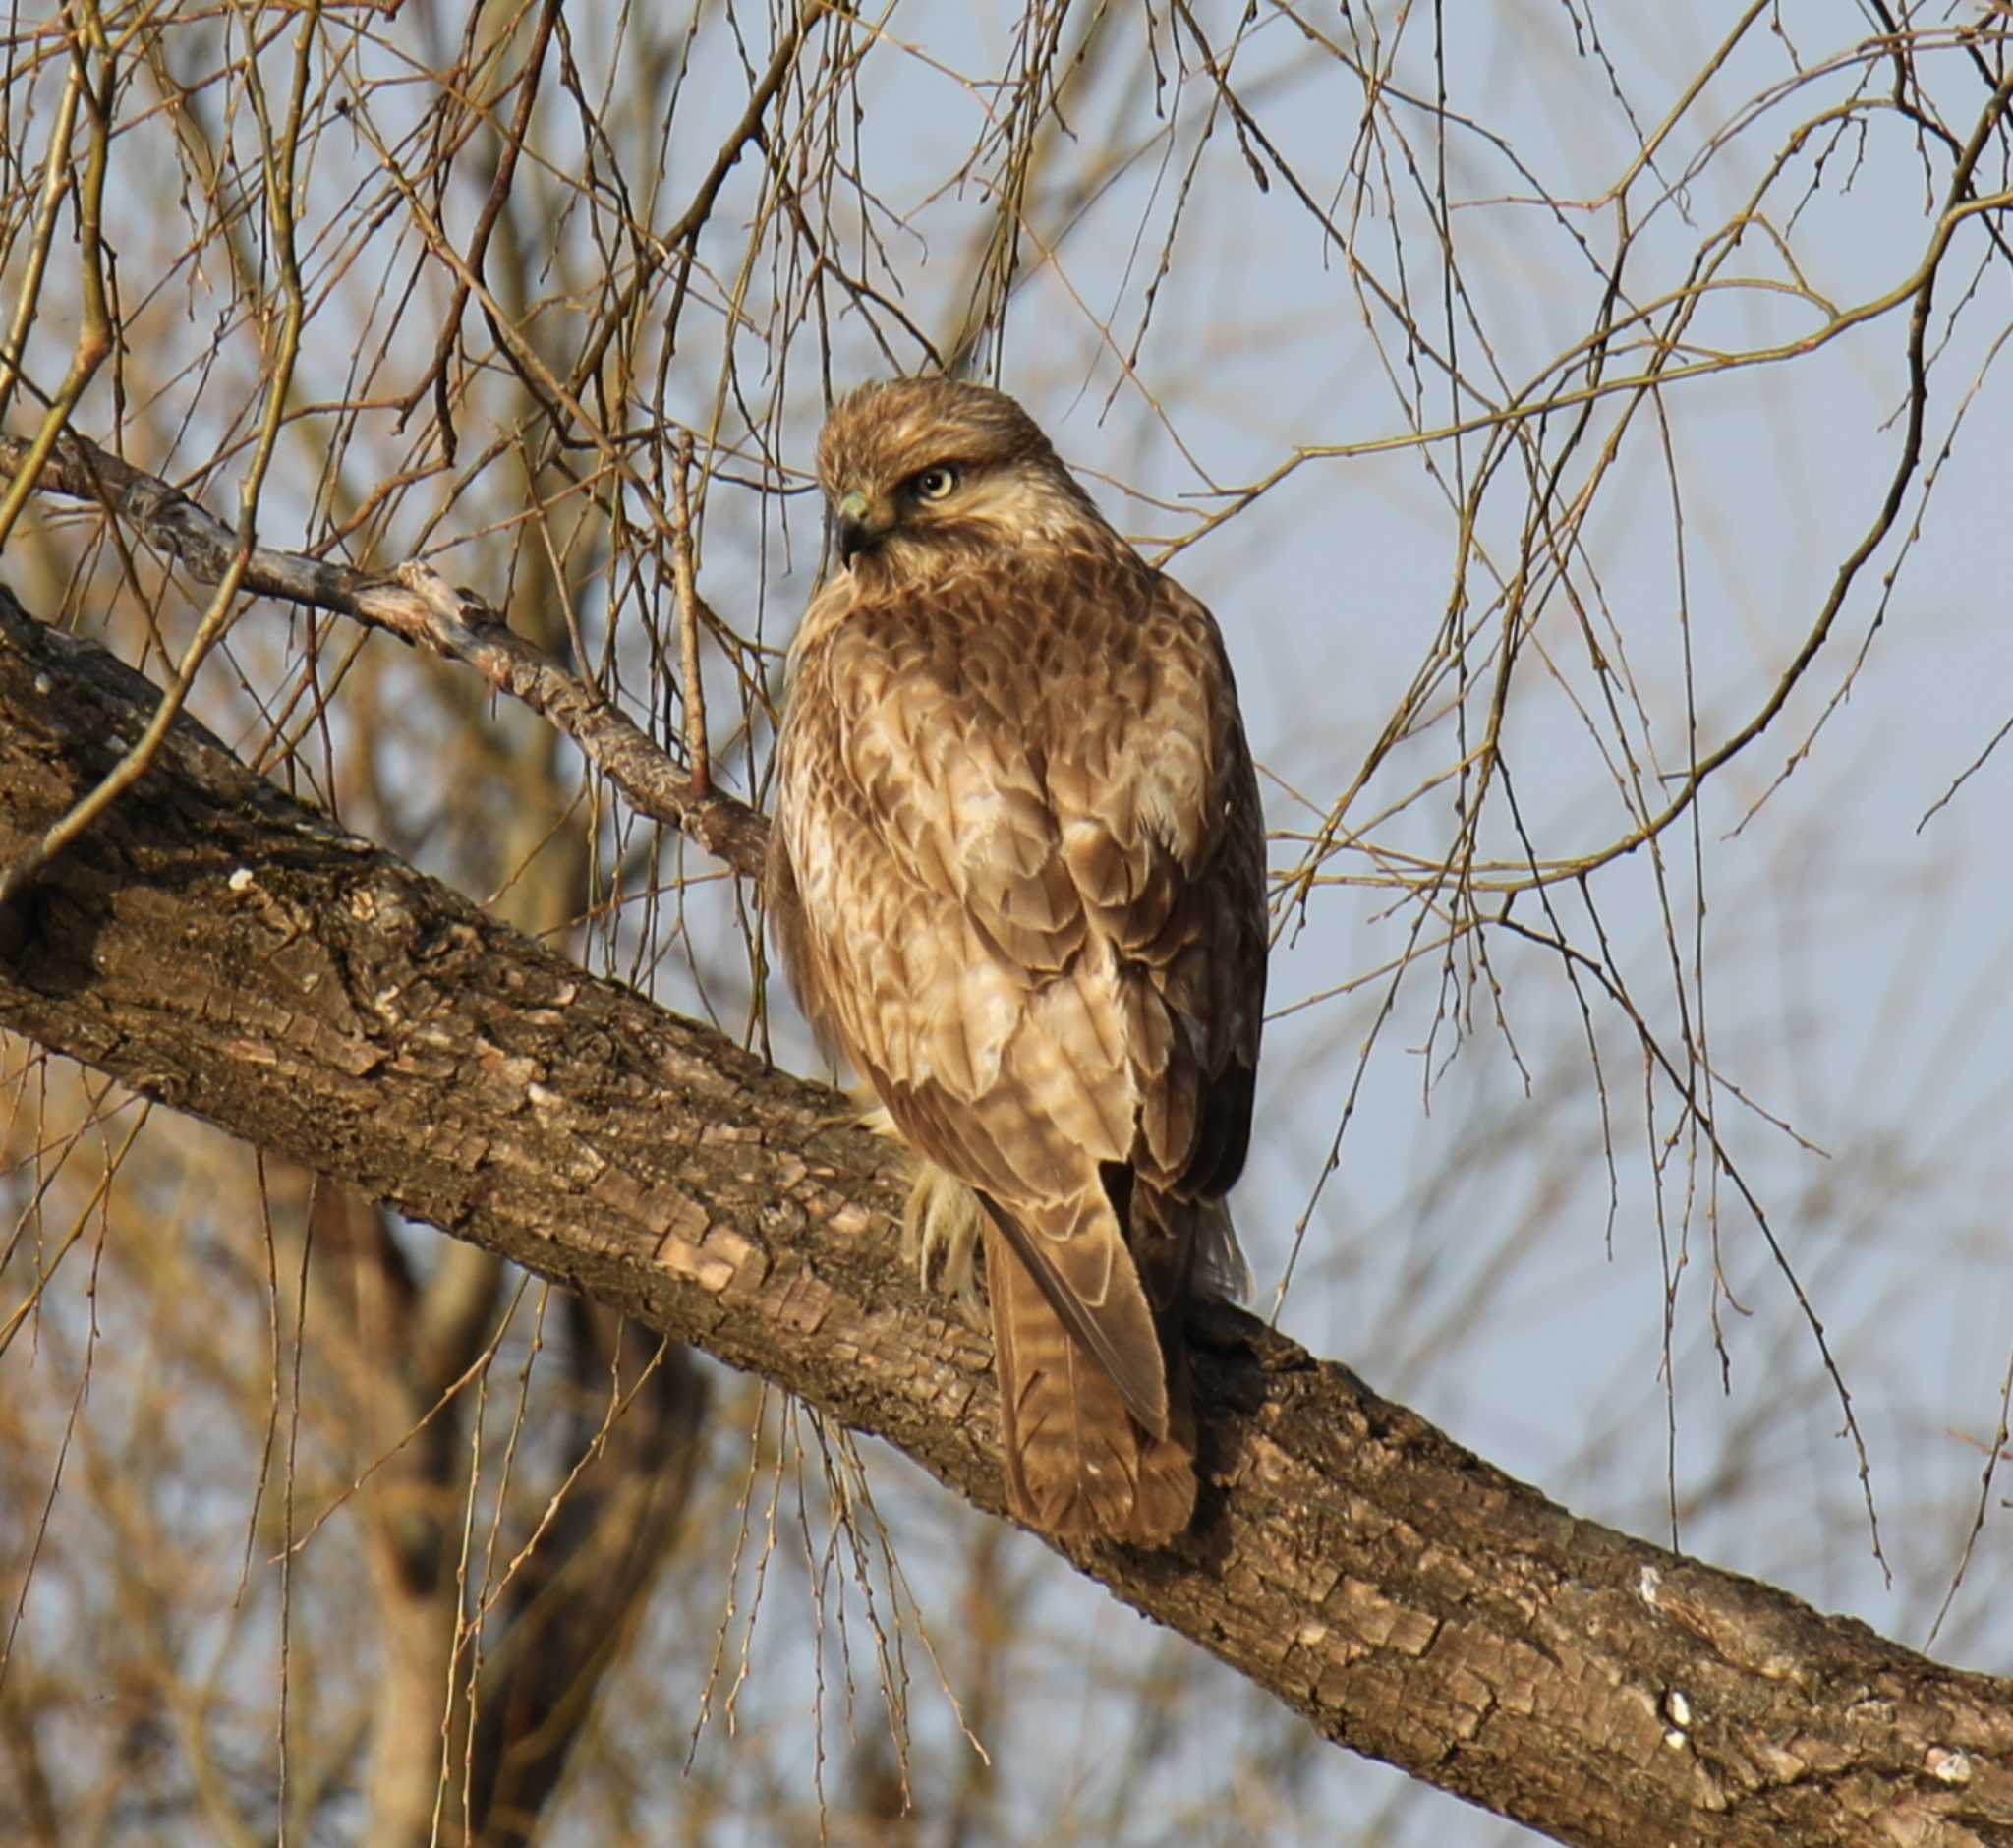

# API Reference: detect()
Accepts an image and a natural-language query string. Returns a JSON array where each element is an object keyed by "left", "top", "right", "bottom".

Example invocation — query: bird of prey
[{"left": 767, "top": 378, "right": 1267, "bottom": 1546}]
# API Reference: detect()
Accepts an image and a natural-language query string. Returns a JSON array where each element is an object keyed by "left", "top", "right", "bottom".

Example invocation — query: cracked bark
[{"left": 2, "top": 588, "right": 2010, "bottom": 1846}]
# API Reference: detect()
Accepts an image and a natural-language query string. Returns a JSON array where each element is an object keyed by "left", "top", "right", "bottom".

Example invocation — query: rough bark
[{"left": 2, "top": 587, "right": 2010, "bottom": 1846}]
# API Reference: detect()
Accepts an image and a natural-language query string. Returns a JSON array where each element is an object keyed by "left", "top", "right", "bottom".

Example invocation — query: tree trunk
[{"left": 2, "top": 587, "right": 2009, "bottom": 1846}]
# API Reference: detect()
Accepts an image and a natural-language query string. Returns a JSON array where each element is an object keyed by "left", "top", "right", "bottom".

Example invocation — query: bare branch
[{"left": 0, "top": 433, "right": 769, "bottom": 880}]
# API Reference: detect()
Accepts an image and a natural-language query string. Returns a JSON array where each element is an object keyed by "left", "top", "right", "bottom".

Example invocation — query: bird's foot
[{"left": 902, "top": 1161, "right": 987, "bottom": 1326}]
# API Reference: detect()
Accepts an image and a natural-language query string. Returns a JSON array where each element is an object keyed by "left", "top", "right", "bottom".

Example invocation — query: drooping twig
[
  {"left": 392, "top": 0, "right": 566, "bottom": 458},
  {"left": 670, "top": 432, "right": 713, "bottom": 804},
  {"left": 0, "top": 431, "right": 771, "bottom": 882}
]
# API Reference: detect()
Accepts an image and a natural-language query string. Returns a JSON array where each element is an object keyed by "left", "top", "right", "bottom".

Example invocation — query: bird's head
[{"left": 814, "top": 377, "right": 1108, "bottom": 578}]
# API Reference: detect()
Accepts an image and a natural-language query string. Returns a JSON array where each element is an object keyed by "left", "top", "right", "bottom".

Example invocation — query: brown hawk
[{"left": 767, "top": 378, "right": 1267, "bottom": 1546}]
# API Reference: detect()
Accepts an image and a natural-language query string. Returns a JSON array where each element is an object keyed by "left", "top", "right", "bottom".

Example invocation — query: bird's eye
[{"left": 910, "top": 465, "right": 958, "bottom": 502}]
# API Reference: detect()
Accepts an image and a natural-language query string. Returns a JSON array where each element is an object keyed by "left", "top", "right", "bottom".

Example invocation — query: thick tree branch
[{"left": 2, "top": 589, "right": 2011, "bottom": 1846}]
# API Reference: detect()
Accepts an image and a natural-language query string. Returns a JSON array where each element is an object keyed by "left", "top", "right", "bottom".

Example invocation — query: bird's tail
[{"left": 985, "top": 1210, "right": 1197, "bottom": 1547}]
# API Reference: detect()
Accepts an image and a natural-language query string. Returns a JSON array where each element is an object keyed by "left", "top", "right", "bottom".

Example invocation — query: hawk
[{"left": 767, "top": 378, "right": 1267, "bottom": 1546}]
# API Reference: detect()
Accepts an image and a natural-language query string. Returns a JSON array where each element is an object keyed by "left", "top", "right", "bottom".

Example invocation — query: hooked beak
[{"left": 834, "top": 489, "right": 892, "bottom": 567}]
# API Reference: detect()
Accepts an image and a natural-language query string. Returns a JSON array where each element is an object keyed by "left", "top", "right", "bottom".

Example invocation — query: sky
[{"left": 9, "top": 3, "right": 2013, "bottom": 1842}]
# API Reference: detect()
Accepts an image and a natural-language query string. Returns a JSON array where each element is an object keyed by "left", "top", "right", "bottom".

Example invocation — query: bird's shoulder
[{"left": 809, "top": 542, "right": 1222, "bottom": 710}]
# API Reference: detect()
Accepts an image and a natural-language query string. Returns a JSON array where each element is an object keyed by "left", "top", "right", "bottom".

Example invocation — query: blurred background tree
[{"left": 3, "top": 2, "right": 2011, "bottom": 1841}]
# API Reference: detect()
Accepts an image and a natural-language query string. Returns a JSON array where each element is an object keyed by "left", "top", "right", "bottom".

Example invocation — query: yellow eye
[{"left": 911, "top": 465, "right": 958, "bottom": 501}]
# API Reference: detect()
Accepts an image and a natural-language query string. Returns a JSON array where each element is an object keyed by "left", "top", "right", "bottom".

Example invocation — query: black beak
[
  {"left": 834, "top": 491, "right": 885, "bottom": 567},
  {"left": 836, "top": 514, "right": 875, "bottom": 565}
]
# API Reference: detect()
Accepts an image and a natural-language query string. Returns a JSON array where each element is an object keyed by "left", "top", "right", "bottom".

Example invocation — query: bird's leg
[
  {"left": 856, "top": 1102, "right": 989, "bottom": 1323},
  {"left": 901, "top": 1159, "right": 986, "bottom": 1318}
]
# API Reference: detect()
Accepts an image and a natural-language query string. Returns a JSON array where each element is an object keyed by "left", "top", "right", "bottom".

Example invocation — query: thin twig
[
  {"left": 0, "top": 24, "right": 113, "bottom": 552},
  {"left": 671, "top": 432, "right": 714, "bottom": 803},
  {"left": 392, "top": 0, "right": 565, "bottom": 456}
]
